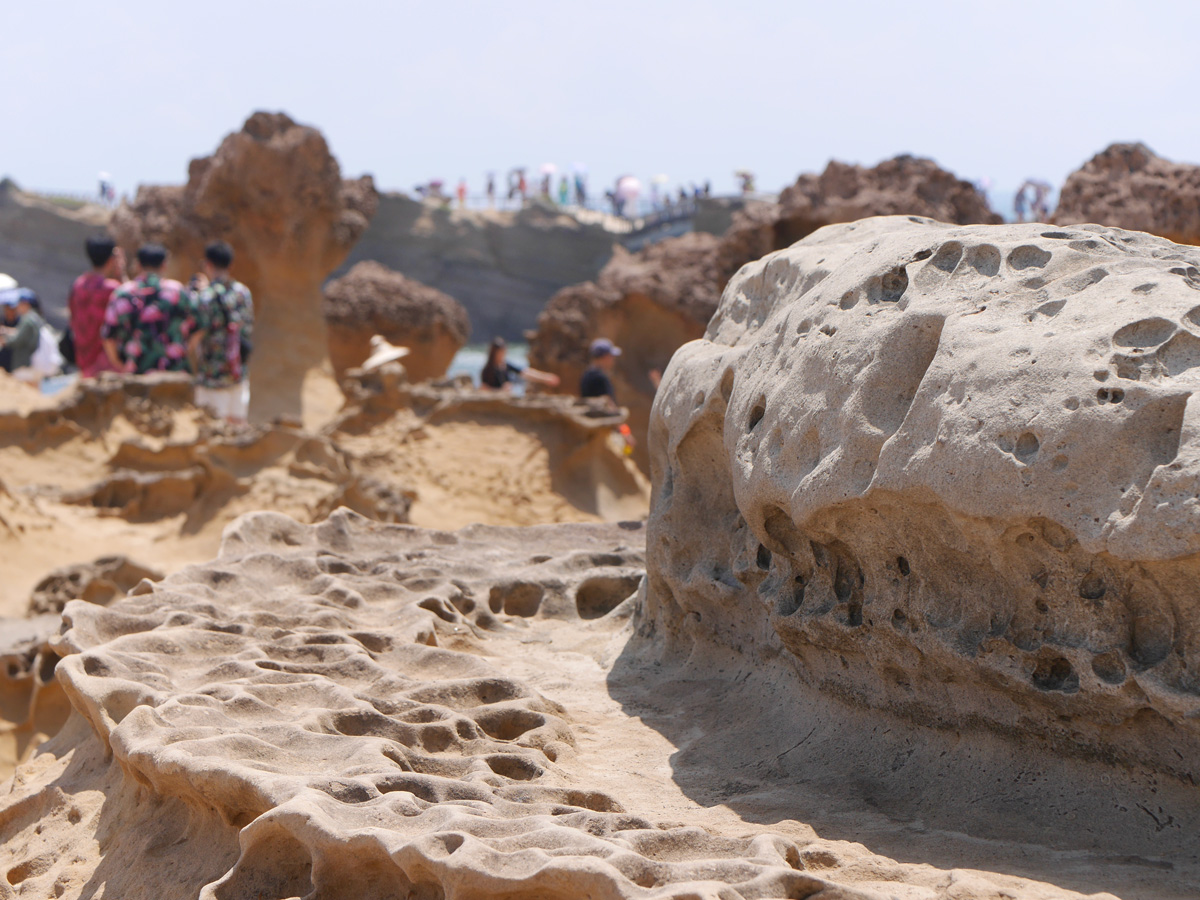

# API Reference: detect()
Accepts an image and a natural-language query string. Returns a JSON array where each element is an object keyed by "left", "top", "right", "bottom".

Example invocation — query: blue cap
[
  {"left": 590, "top": 338, "right": 622, "bottom": 358},
  {"left": 0, "top": 287, "right": 36, "bottom": 307}
]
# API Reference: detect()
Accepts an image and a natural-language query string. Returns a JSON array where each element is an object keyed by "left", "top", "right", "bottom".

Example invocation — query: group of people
[
  {"left": 480, "top": 335, "right": 648, "bottom": 452},
  {"left": 480, "top": 336, "right": 625, "bottom": 406},
  {"left": 1, "top": 236, "right": 255, "bottom": 423}
]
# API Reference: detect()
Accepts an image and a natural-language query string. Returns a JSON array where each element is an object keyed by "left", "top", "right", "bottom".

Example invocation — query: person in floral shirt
[
  {"left": 68, "top": 237, "right": 126, "bottom": 377},
  {"left": 101, "top": 244, "right": 195, "bottom": 374},
  {"left": 187, "top": 241, "right": 254, "bottom": 423}
]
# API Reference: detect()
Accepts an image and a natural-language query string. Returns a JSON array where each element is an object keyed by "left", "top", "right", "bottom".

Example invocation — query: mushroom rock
[
  {"left": 528, "top": 232, "right": 722, "bottom": 471},
  {"left": 110, "top": 111, "right": 378, "bottom": 422},
  {"left": 647, "top": 215, "right": 1200, "bottom": 778},
  {"left": 323, "top": 261, "right": 469, "bottom": 382},
  {"left": 1054, "top": 143, "right": 1200, "bottom": 246}
]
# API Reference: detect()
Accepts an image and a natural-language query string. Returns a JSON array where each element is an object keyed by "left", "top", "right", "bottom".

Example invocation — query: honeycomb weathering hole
[{"left": 575, "top": 574, "right": 642, "bottom": 619}]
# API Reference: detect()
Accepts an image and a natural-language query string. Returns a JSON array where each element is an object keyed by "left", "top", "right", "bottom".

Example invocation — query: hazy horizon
[{"left": 4, "top": 1, "right": 1197, "bottom": 206}]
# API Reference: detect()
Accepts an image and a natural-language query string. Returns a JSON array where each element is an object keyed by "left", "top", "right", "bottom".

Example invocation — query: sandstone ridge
[{"left": 647, "top": 216, "right": 1200, "bottom": 780}]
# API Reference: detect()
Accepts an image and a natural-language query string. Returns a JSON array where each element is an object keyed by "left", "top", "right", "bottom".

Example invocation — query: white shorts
[{"left": 195, "top": 381, "right": 250, "bottom": 422}]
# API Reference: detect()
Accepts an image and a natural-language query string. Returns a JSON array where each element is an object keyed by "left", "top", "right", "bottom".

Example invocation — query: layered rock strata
[
  {"left": 1055, "top": 143, "right": 1200, "bottom": 246},
  {"left": 646, "top": 216, "right": 1200, "bottom": 779},
  {"left": 338, "top": 195, "right": 617, "bottom": 341},
  {"left": 324, "top": 261, "right": 469, "bottom": 381},
  {"left": 111, "top": 111, "right": 378, "bottom": 421}
]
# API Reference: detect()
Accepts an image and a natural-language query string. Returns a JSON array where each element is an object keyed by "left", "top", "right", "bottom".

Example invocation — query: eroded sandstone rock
[
  {"left": 0, "top": 511, "right": 861, "bottom": 900},
  {"left": 528, "top": 233, "right": 722, "bottom": 470},
  {"left": 111, "top": 111, "right": 378, "bottom": 421},
  {"left": 29, "top": 556, "right": 162, "bottom": 615},
  {"left": 1055, "top": 143, "right": 1200, "bottom": 246},
  {"left": 530, "top": 158, "right": 998, "bottom": 471},
  {"left": 324, "top": 261, "right": 469, "bottom": 382},
  {"left": 646, "top": 216, "right": 1200, "bottom": 779}
]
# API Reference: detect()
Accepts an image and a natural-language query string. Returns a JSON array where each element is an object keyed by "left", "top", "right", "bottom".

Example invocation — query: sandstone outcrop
[
  {"left": 324, "top": 261, "right": 469, "bottom": 381},
  {"left": 528, "top": 233, "right": 722, "bottom": 471},
  {"left": 646, "top": 216, "right": 1200, "bottom": 780},
  {"left": 0, "top": 179, "right": 111, "bottom": 329},
  {"left": 28, "top": 556, "right": 162, "bottom": 614},
  {"left": 110, "top": 112, "right": 378, "bottom": 421},
  {"left": 530, "top": 158, "right": 999, "bottom": 471},
  {"left": 338, "top": 194, "right": 617, "bottom": 341},
  {"left": 1054, "top": 143, "right": 1200, "bottom": 246},
  {"left": 1, "top": 510, "right": 1131, "bottom": 899}
]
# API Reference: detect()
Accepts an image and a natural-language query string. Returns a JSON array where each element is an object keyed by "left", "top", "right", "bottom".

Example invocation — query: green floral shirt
[{"left": 193, "top": 278, "right": 253, "bottom": 388}]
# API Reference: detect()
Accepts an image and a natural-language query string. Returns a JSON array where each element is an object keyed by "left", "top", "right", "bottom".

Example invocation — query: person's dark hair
[
  {"left": 85, "top": 236, "right": 116, "bottom": 268},
  {"left": 204, "top": 240, "right": 234, "bottom": 269},
  {"left": 486, "top": 336, "right": 506, "bottom": 369},
  {"left": 137, "top": 243, "right": 168, "bottom": 269}
]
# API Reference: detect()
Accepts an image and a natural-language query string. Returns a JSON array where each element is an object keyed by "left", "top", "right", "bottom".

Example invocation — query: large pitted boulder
[
  {"left": 323, "top": 261, "right": 469, "bottom": 382},
  {"left": 528, "top": 232, "right": 721, "bottom": 470},
  {"left": 111, "top": 111, "right": 378, "bottom": 421},
  {"left": 1054, "top": 143, "right": 1200, "bottom": 246},
  {"left": 647, "top": 215, "right": 1200, "bottom": 779}
]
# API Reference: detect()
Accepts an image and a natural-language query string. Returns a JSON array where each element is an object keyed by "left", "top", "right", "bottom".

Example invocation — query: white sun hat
[{"left": 361, "top": 335, "right": 410, "bottom": 372}]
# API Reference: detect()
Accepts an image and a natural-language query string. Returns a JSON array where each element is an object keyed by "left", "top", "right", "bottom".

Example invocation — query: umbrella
[
  {"left": 571, "top": 162, "right": 588, "bottom": 174},
  {"left": 651, "top": 174, "right": 669, "bottom": 185},
  {"left": 540, "top": 163, "right": 558, "bottom": 175}
]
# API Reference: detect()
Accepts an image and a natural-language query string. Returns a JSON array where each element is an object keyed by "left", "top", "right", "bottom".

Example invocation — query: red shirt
[{"left": 68, "top": 272, "right": 121, "bottom": 377}]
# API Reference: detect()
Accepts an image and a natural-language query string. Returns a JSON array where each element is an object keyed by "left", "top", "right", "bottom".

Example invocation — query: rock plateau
[{"left": 338, "top": 195, "right": 618, "bottom": 341}]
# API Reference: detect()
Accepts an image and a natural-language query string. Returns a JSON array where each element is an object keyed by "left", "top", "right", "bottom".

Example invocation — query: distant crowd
[
  {"left": 0, "top": 237, "right": 254, "bottom": 423},
  {"left": 418, "top": 169, "right": 732, "bottom": 219}
]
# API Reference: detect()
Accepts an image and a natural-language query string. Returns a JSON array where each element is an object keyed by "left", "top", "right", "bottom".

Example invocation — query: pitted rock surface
[
  {"left": 647, "top": 216, "right": 1200, "bottom": 780},
  {"left": 1, "top": 511, "right": 875, "bottom": 900}
]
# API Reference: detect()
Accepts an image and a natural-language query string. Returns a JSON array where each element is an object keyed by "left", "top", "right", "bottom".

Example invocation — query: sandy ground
[{"left": 0, "top": 375, "right": 644, "bottom": 617}]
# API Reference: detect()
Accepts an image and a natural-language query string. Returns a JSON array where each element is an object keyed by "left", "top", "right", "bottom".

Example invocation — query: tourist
[
  {"left": 0, "top": 275, "right": 16, "bottom": 371},
  {"left": 480, "top": 336, "right": 560, "bottom": 391},
  {"left": 486, "top": 173, "right": 496, "bottom": 208},
  {"left": 102, "top": 243, "right": 195, "bottom": 375},
  {"left": 0, "top": 289, "right": 48, "bottom": 377},
  {"left": 580, "top": 338, "right": 621, "bottom": 409},
  {"left": 456, "top": 179, "right": 467, "bottom": 209},
  {"left": 558, "top": 176, "right": 569, "bottom": 206},
  {"left": 68, "top": 237, "right": 126, "bottom": 378},
  {"left": 187, "top": 241, "right": 254, "bottom": 424}
]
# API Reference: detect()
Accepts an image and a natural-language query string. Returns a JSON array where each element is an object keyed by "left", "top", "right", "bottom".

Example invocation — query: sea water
[{"left": 447, "top": 343, "right": 531, "bottom": 395}]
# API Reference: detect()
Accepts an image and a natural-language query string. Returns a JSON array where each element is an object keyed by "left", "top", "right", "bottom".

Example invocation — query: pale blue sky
[{"left": 3, "top": 0, "right": 1197, "bottom": 206}]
